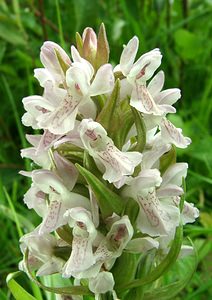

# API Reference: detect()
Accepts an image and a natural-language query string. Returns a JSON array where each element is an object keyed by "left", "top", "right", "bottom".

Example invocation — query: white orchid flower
[
  {"left": 19, "top": 229, "right": 64, "bottom": 276},
  {"left": 79, "top": 119, "right": 142, "bottom": 184},
  {"left": 21, "top": 131, "right": 64, "bottom": 168},
  {"left": 21, "top": 169, "right": 90, "bottom": 235}
]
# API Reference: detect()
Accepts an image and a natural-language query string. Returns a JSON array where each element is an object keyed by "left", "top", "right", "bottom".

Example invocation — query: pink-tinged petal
[
  {"left": 123, "top": 169, "right": 162, "bottom": 197},
  {"left": 147, "top": 70, "right": 165, "bottom": 97},
  {"left": 125, "top": 237, "right": 159, "bottom": 253},
  {"left": 20, "top": 147, "right": 51, "bottom": 168},
  {"left": 130, "top": 84, "right": 163, "bottom": 115},
  {"left": 136, "top": 189, "right": 180, "bottom": 236},
  {"left": 53, "top": 151, "right": 78, "bottom": 191},
  {"left": 156, "top": 184, "right": 184, "bottom": 198},
  {"left": 89, "top": 64, "right": 114, "bottom": 96},
  {"left": 38, "top": 95, "right": 79, "bottom": 135},
  {"left": 106, "top": 215, "right": 133, "bottom": 254},
  {"left": 172, "top": 197, "right": 199, "bottom": 225},
  {"left": 120, "top": 36, "right": 139, "bottom": 76},
  {"left": 34, "top": 68, "right": 55, "bottom": 87},
  {"left": 32, "top": 169, "right": 68, "bottom": 195},
  {"left": 181, "top": 201, "right": 199, "bottom": 224},
  {"left": 23, "top": 185, "right": 47, "bottom": 217},
  {"left": 36, "top": 257, "right": 64, "bottom": 276},
  {"left": 36, "top": 130, "right": 63, "bottom": 154},
  {"left": 71, "top": 46, "right": 94, "bottom": 77},
  {"left": 160, "top": 118, "right": 191, "bottom": 149},
  {"left": 142, "top": 144, "right": 171, "bottom": 169},
  {"left": 25, "top": 134, "right": 42, "bottom": 147},
  {"left": 157, "top": 104, "right": 176, "bottom": 114},
  {"left": 119, "top": 78, "right": 133, "bottom": 100},
  {"left": 79, "top": 98, "right": 97, "bottom": 119},
  {"left": 155, "top": 88, "right": 181, "bottom": 105},
  {"left": 79, "top": 119, "right": 142, "bottom": 183},
  {"left": 63, "top": 236, "right": 95, "bottom": 277},
  {"left": 43, "top": 81, "right": 67, "bottom": 107},
  {"left": 39, "top": 198, "right": 65, "bottom": 234},
  {"left": 40, "top": 41, "right": 71, "bottom": 83},
  {"left": 66, "top": 63, "right": 90, "bottom": 96},
  {"left": 22, "top": 95, "right": 54, "bottom": 128},
  {"left": 162, "top": 163, "right": 188, "bottom": 187},
  {"left": 129, "top": 48, "right": 162, "bottom": 83}
]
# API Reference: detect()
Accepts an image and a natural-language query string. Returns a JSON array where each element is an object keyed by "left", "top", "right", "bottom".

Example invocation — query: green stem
[{"left": 55, "top": 0, "right": 65, "bottom": 49}]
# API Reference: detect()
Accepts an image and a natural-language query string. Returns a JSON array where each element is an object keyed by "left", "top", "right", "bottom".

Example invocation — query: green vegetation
[{"left": 0, "top": 0, "right": 211, "bottom": 299}]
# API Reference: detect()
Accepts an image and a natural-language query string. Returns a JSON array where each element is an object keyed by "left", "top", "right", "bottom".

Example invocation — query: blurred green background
[{"left": 0, "top": 0, "right": 212, "bottom": 299}]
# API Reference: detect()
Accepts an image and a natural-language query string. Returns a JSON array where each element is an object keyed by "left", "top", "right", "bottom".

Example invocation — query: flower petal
[
  {"left": 160, "top": 118, "right": 191, "bottom": 148},
  {"left": 89, "top": 64, "right": 114, "bottom": 96},
  {"left": 147, "top": 70, "right": 165, "bottom": 97},
  {"left": 120, "top": 36, "right": 139, "bottom": 76},
  {"left": 129, "top": 48, "right": 162, "bottom": 83},
  {"left": 89, "top": 271, "right": 115, "bottom": 294}
]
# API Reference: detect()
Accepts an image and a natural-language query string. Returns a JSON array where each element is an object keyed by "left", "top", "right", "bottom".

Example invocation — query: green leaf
[
  {"left": 174, "top": 29, "right": 202, "bottom": 61},
  {"left": 143, "top": 249, "right": 197, "bottom": 300},
  {"left": 112, "top": 252, "right": 140, "bottom": 288},
  {"left": 54, "top": 48, "right": 70, "bottom": 73},
  {"left": 6, "top": 271, "right": 37, "bottom": 300},
  {"left": 131, "top": 107, "right": 146, "bottom": 152},
  {"left": 160, "top": 145, "right": 176, "bottom": 175},
  {"left": 123, "top": 197, "right": 139, "bottom": 229},
  {"left": 0, "top": 21, "right": 25, "bottom": 45},
  {"left": 24, "top": 249, "right": 93, "bottom": 296},
  {"left": 97, "top": 79, "right": 120, "bottom": 134},
  {"left": 117, "top": 224, "right": 183, "bottom": 291},
  {"left": 76, "top": 164, "right": 125, "bottom": 219},
  {"left": 127, "top": 250, "right": 156, "bottom": 300},
  {"left": 76, "top": 32, "right": 83, "bottom": 56},
  {"left": 95, "top": 23, "right": 109, "bottom": 69}
]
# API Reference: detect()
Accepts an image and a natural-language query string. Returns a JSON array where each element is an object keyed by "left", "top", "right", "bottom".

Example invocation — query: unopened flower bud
[{"left": 82, "top": 27, "right": 97, "bottom": 64}]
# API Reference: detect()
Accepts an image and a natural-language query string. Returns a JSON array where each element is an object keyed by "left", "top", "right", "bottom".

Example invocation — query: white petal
[
  {"left": 32, "top": 170, "right": 68, "bottom": 195},
  {"left": 160, "top": 118, "right": 191, "bottom": 148},
  {"left": 162, "top": 163, "right": 188, "bottom": 187},
  {"left": 155, "top": 88, "right": 181, "bottom": 105},
  {"left": 125, "top": 237, "right": 159, "bottom": 253},
  {"left": 63, "top": 236, "right": 95, "bottom": 277},
  {"left": 142, "top": 144, "right": 171, "bottom": 169},
  {"left": 147, "top": 70, "right": 164, "bottom": 97},
  {"left": 136, "top": 189, "right": 180, "bottom": 236},
  {"left": 66, "top": 63, "right": 90, "bottom": 96},
  {"left": 23, "top": 185, "right": 47, "bottom": 217},
  {"left": 130, "top": 84, "right": 163, "bottom": 115},
  {"left": 39, "top": 198, "right": 66, "bottom": 234},
  {"left": 129, "top": 48, "right": 162, "bottom": 83},
  {"left": 71, "top": 46, "right": 94, "bottom": 77},
  {"left": 79, "top": 119, "right": 142, "bottom": 183},
  {"left": 120, "top": 36, "right": 139, "bottom": 76},
  {"left": 53, "top": 152, "right": 78, "bottom": 191},
  {"left": 181, "top": 201, "right": 199, "bottom": 224},
  {"left": 90, "top": 64, "right": 114, "bottom": 96},
  {"left": 38, "top": 95, "right": 79, "bottom": 134},
  {"left": 34, "top": 68, "right": 55, "bottom": 87},
  {"left": 89, "top": 272, "right": 115, "bottom": 294}
]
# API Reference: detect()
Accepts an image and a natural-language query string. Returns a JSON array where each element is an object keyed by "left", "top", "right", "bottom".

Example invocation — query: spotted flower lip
[{"left": 79, "top": 118, "right": 142, "bottom": 184}]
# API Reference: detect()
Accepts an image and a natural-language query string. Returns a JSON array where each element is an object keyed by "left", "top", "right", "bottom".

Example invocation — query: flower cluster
[{"left": 19, "top": 25, "right": 199, "bottom": 299}]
